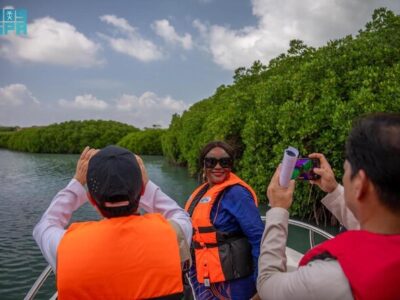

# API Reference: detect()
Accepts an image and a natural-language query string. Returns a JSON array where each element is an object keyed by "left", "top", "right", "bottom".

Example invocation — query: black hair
[
  {"left": 345, "top": 113, "right": 400, "bottom": 212},
  {"left": 199, "top": 140, "right": 235, "bottom": 170}
]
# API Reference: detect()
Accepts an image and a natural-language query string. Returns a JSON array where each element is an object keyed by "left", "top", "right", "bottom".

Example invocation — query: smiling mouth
[{"left": 212, "top": 172, "right": 225, "bottom": 176}]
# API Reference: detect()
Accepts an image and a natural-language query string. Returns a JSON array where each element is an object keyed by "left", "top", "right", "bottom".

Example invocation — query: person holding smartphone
[
  {"left": 185, "top": 141, "right": 264, "bottom": 299},
  {"left": 257, "top": 113, "right": 400, "bottom": 300}
]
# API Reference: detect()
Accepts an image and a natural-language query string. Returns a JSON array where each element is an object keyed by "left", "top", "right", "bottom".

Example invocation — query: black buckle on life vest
[
  {"left": 193, "top": 241, "right": 219, "bottom": 249},
  {"left": 197, "top": 226, "right": 216, "bottom": 233}
]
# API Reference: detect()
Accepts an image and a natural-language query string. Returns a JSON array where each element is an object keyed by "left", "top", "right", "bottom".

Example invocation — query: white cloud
[
  {"left": 0, "top": 84, "right": 41, "bottom": 127},
  {"left": 0, "top": 17, "right": 103, "bottom": 67},
  {"left": 116, "top": 91, "right": 187, "bottom": 111},
  {"left": 207, "top": 24, "right": 282, "bottom": 71},
  {"left": 193, "top": 19, "right": 208, "bottom": 37},
  {"left": 195, "top": 0, "right": 400, "bottom": 70},
  {"left": 99, "top": 15, "right": 163, "bottom": 62},
  {"left": 0, "top": 84, "right": 39, "bottom": 106},
  {"left": 0, "top": 85, "right": 187, "bottom": 127},
  {"left": 100, "top": 15, "right": 135, "bottom": 34},
  {"left": 115, "top": 92, "right": 188, "bottom": 126},
  {"left": 152, "top": 19, "right": 193, "bottom": 50},
  {"left": 59, "top": 94, "right": 108, "bottom": 110}
]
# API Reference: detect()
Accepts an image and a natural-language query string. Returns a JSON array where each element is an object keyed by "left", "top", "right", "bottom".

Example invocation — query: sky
[{"left": 0, "top": 0, "right": 399, "bottom": 129}]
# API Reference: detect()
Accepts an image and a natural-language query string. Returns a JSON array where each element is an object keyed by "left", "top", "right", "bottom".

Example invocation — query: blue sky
[{"left": 0, "top": 0, "right": 399, "bottom": 128}]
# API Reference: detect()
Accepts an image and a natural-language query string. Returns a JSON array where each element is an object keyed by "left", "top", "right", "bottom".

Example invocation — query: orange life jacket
[
  {"left": 299, "top": 230, "right": 400, "bottom": 300},
  {"left": 184, "top": 172, "right": 258, "bottom": 284},
  {"left": 57, "top": 213, "right": 183, "bottom": 300}
]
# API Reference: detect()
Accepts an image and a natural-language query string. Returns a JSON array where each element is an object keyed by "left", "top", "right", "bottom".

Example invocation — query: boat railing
[
  {"left": 261, "top": 216, "right": 334, "bottom": 248},
  {"left": 24, "top": 265, "right": 56, "bottom": 300},
  {"left": 25, "top": 218, "right": 333, "bottom": 299}
]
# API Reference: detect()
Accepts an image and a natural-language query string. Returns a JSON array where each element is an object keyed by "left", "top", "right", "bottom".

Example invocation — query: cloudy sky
[{"left": 0, "top": 0, "right": 399, "bottom": 128}]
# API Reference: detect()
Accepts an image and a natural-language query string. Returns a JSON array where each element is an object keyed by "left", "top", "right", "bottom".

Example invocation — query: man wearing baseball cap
[{"left": 33, "top": 145, "right": 192, "bottom": 299}]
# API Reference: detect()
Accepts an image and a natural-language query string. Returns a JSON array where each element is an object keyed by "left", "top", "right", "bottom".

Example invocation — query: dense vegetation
[
  {"left": 0, "top": 121, "right": 166, "bottom": 155},
  {"left": 118, "top": 129, "right": 165, "bottom": 155},
  {"left": 0, "top": 120, "right": 138, "bottom": 153},
  {"left": 161, "top": 8, "right": 400, "bottom": 223},
  {"left": 0, "top": 126, "right": 18, "bottom": 132}
]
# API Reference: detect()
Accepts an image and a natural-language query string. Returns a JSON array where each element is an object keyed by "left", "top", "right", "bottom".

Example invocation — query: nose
[{"left": 213, "top": 162, "right": 223, "bottom": 169}]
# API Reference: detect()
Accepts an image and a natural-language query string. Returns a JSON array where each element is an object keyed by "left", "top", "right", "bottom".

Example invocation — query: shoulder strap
[{"left": 186, "top": 184, "right": 209, "bottom": 217}]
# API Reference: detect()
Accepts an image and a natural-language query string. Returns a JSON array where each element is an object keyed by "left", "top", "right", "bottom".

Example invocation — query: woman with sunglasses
[{"left": 185, "top": 141, "right": 264, "bottom": 299}]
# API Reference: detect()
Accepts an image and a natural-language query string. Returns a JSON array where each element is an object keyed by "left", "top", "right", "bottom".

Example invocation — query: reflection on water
[{"left": 0, "top": 149, "right": 197, "bottom": 299}]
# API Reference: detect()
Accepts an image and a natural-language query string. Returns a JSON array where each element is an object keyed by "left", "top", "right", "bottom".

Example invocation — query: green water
[{"left": 0, "top": 149, "right": 336, "bottom": 299}]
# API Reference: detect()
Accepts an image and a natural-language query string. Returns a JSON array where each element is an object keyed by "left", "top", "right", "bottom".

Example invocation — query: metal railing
[
  {"left": 25, "top": 218, "right": 333, "bottom": 299},
  {"left": 261, "top": 216, "right": 334, "bottom": 249},
  {"left": 24, "top": 265, "right": 56, "bottom": 300},
  {"left": 288, "top": 218, "right": 334, "bottom": 247}
]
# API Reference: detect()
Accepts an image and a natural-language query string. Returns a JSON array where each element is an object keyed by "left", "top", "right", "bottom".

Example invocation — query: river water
[{"left": 0, "top": 149, "right": 334, "bottom": 299}]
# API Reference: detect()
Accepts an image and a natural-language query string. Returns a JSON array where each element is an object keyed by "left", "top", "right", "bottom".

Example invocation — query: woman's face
[{"left": 204, "top": 147, "right": 233, "bottom": 186}]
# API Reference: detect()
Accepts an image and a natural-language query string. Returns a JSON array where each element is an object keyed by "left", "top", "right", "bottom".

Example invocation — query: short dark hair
[
  {"left": 199, "top": 141, "right": 235, "bottom": 167},
  {"left": 345, "top": 113, "right": 400, "bottom": 212}
]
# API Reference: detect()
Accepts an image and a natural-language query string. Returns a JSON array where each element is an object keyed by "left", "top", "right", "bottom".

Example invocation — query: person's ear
[{"left": 354, "top": 169, "right": 368, "bottom": 201}]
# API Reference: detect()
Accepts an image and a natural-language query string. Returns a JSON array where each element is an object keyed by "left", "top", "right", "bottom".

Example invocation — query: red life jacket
[
  {"left": 57, "top": 213, "right": 183, "bottom": 299},
  {"left": 299, "top": 230, "right": 400, "bottom": 300},
  {"left": 185, "top": 172, "right": 258, "bottom": 284}
]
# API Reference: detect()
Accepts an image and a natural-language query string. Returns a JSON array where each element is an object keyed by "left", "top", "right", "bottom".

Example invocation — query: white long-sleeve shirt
[
  {"left": 257, "top": 184, "right": 357, "bottom": 300},
  {"left": 321, "top": 184, "right": 359, "bottom": 230},
  {"left": 33, "top": 179, "right": 192, "bottom": 271}
]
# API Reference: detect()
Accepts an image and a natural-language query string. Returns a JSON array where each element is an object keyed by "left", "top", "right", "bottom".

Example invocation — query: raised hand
[
  {"left": 308, "top": 153, "right": 338, "bottom": 193},
  {"left": 74, "top": 146, "right": 99, "bottom": 185},
  {"left": 267, "top": 165, "right": 296, "bottom": 210},
  {"left": 135, "top": 155, "right": 149, "bottom": 187}
]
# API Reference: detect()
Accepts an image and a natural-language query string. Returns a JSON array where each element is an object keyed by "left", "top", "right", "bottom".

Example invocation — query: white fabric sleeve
[
  {"left": 321, "top": 184, "right": 360, "bottom": 230},
  {"left": 33, "top": 179, "right": 88, "bottom": 271},
  {"left": 138, "top": 180, "right": 192, "bottom": 245},
  {"left": 257, "top": 208, "right": 353, "bottom": 300}
]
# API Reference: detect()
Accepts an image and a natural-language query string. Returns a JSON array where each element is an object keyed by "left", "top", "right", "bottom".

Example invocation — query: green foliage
[
  {"left": 162, "top": 113, "right": 185, "bottom": 164},
  {"left": 0, "top": 132, "right": 13, "bottom": 148},
  {"left": 0, "top": 126, "right": 18, "bottom": 132},
  {"left": 162, "top": 8, "right": 400, "bottom": 223},
  {"left": 118, "top": 129, "right": 165, "bottom": 155},
  {"left": 1, "top": 120, "right": 138, "bottom": 153},
  {"left": 7, "top": 127, "right": 42, "bottom": 152}
]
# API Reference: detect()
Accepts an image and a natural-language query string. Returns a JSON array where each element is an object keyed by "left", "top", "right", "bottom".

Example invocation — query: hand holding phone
[
  {"left": 291, "top": 158, "right": 321, "bottom": 180},
  {"left": 308, "top": 153, "right": 338, "bottom": 192}
]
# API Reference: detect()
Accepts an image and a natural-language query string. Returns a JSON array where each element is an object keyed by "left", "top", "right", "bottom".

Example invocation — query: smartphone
[{"left": 291, "top": 158, "right": 320, "bottom": 180}]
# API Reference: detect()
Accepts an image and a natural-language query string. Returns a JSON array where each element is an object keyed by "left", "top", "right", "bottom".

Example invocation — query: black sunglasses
[{"left": 204, "top": 157, "right": 233, "bottom": 168}]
